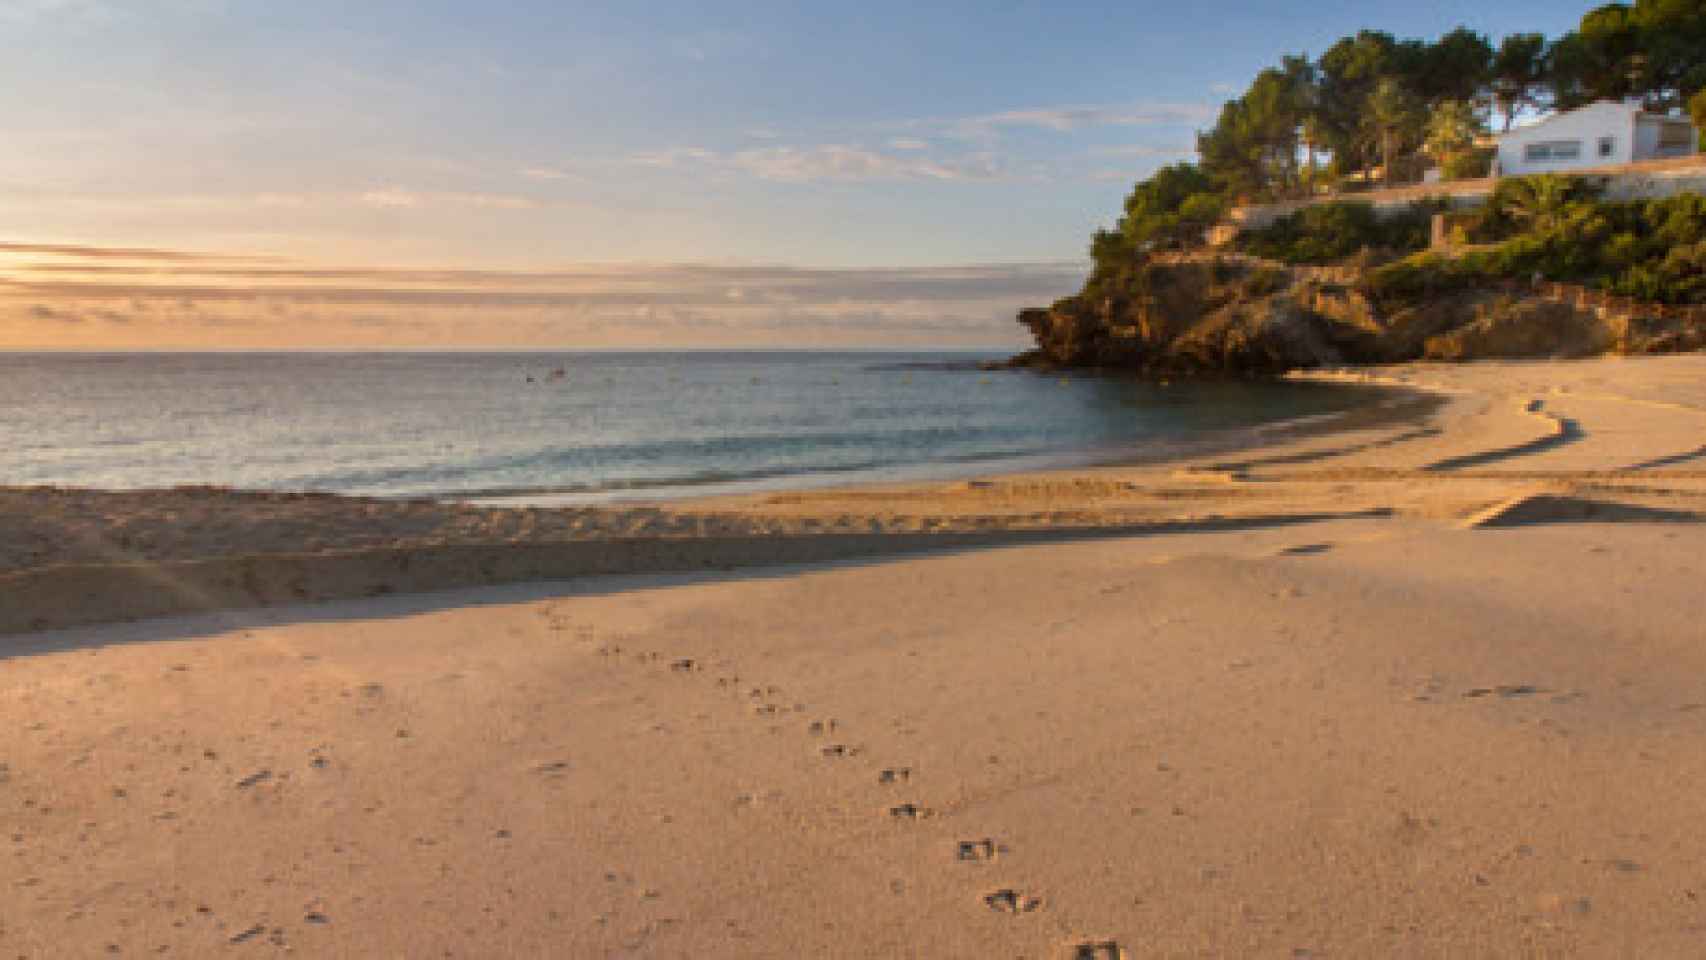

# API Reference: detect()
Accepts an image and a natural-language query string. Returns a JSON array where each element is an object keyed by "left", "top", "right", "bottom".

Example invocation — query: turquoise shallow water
[{"left": 0, "top": 351, "right": 1384, "bottom": 502}]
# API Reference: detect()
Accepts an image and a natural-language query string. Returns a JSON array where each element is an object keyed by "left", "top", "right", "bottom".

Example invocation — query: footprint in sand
[
  {"left": 228, "top": 924, "right": 266, "bottom": 945},
  {"left": 878, "top": 767, "right": 912, "bottom": 784},
  {"left": 820, "top": 744, "right": 861, "bottom": 759},
  {"left": 669, "top": 658, "right": 698, "bottom": 673},
  {"left": 1462, "top": 684, "right": 1545, "bottom": 699},
  {"left": 956, "top": 839, "right": 1000, "bottom": 862},
  {"left": 806, "top": 719, "right": 840, "bottom": 736},
  {"left": 889, "top": 802, "right": 931, "bottom": 820},
  {"left": 983, "top": 889, "right": 1041, "bottom": 914},
  {"left": 1067, "top": 941, "right": 1125, "bottom": 959}
]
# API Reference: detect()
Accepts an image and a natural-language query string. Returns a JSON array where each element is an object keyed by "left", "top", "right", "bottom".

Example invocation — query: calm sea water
[{"left": 0, "top": 352, "right": 1380, "bottom": 502}]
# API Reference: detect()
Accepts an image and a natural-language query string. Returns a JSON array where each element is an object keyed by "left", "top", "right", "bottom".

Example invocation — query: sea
[{"left": 0, "top": 351, "right": 1382, "bottom": 503}]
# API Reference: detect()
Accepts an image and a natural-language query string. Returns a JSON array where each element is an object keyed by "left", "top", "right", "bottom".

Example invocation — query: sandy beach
[{"left": 7, "top": 354, "right": 1706, "bottom": 957}]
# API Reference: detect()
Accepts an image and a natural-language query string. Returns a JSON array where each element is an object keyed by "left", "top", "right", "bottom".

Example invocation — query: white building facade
[{"left": 1494, "top": 100, "right": 1697, "bottom": 177}]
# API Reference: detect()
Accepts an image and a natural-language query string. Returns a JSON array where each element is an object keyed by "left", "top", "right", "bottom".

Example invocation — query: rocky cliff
[{"left": 1013, "top": 257, "right": 1706, "bottom": 374}]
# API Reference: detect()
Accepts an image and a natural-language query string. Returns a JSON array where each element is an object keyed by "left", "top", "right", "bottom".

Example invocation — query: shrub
[
  {"left": 1237, "top": 200, "right": 1435, "bottom": 264},
  {"left": 1376, "top": 192, "right": 1706, "bottom": 307},
  {"left": 1245, "top": 266, "right": 1290, "bottom": 296},
  {"left": 1118, "top": 163, "right": 1227, "bottom": 250},
  {"left": 1360, "top": 253, "right": 1474, "bottom": 308},
  {"left": 1441, "top": 147, "right": 1494, "bottom": 181},
  {"left": 1466, "top": 174, "right": 1604, "bottom": 241}
]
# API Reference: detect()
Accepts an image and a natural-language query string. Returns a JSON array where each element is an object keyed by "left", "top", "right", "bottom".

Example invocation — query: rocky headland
[{"left": 1012, "top": 253, "right": 1706, "bottom": 375}]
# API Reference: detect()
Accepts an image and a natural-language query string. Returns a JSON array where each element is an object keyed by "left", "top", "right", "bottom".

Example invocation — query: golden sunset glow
[{"left": 0, "top": 242, "right": 1082, "bottom": 348}]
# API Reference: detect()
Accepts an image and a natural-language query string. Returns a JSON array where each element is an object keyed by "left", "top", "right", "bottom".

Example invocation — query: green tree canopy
[
  {"left": 1550, "top": 1, "right": 1706, "bottom": 109},
  {"left": 1425, "top": 100, "right": 1483, "bottom": 166},
  {"left": 1413, "top": 27, "right": 1494, "bottom": 104},
  {"left": 1116, "top": 163, "right": 1224, "bottom": 248},
  {"left": 1491, "top": 33, "right": 1550, "bottom": 130},
  {"left": 1364, "top": 78, "right": 1423, "bottom": 184}
]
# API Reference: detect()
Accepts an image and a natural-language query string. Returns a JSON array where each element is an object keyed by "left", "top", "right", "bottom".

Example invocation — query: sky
[{"left": 0, "top": 0, "right": 1598, "bottom": 349}]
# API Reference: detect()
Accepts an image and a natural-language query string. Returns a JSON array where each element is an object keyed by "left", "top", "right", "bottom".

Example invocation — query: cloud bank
[{"left": 0, "top": 241, "right": 1082, "bottom": 349}]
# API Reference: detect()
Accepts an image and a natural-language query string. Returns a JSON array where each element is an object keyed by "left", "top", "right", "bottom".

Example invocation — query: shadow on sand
[{"left": 2, "top": 508, "right": 1397, "bottom": 660}]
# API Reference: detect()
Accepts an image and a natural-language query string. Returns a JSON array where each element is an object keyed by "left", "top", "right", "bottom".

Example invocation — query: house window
[
  {"left": 1658, "top": 123, "right": 1693, "bottom": 154},
  {"left": 1524, "top": 140, "right": 1583, "bottom": 163},
  {"left": 1598, "top": 137, "right": 1616, "bottom": 158}
]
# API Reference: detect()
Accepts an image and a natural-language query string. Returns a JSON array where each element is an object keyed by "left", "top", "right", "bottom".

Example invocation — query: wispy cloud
[
  {"left": 0, "top": 259, "right": 1080, "bottom": 306},
  {"left": 626, "top": 144, "right": 1003, "bottom": 183},
  {"left": 0, "top": 0, "right": 121, "bottom": 25},
  {"left": 592, "top": 96, "right": 1209, "bottom": 187},
  {"left": 357, "top": 188, "right": 538, "bottom": 211},
  {"left": 938, "top": 101, "right": 1216, "bottom": 139},
  {"left": 519, "top": 165, "right": 579, "bottom": 182},
  {"left": 628, "top": 147, "right": 720, "bottom": 169},
  {"left": 359, "top": 187, "right": 421, "bottom": 209},
  {"left": 29, "top": 303, "right": 84, "bottom": 323},
  {"left": 458, "top": 192, "right": 537, "bottom": 210},
  {"left": 1089, "top": 144, "right": 1195, "bottom": 159},
  {"left": 0, "top": 241, "right": 274, "bottom": 262},
  {"left": 728, "top": 146, "right": 1000, "bottom": 183},
  {"left": 0, "top": 241, "right": 1081, "bottom": 347}
]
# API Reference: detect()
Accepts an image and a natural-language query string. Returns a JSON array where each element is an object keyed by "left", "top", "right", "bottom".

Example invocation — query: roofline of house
[
  {"left": 1494, "top": 100, "right": 1634, "bottom": 141},
  {"left": 1495, "top": 100, "right": 1695, "bottom": 142}
]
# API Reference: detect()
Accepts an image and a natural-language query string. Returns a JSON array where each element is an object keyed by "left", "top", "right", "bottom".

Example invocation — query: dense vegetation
[
  {"left": 1236, "top": 201, "right": 1437, "bottom": 264},
  {"left": 1365, "top": 184, "right": 1706, "bottom": 307}
]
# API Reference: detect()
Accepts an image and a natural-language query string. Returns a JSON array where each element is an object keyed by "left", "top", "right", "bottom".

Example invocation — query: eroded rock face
[
  {"left": 1017, "top": 261, "right": 1362, "bottom": 374},
  {"left": 1423, "top": 298, "right": 1610, "bottom": 361},
  {"left": 1014, "top": 259, "right": 1691, "bottom": 374}
]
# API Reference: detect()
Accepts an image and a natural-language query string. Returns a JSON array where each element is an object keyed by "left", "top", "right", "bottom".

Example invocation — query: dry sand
[{"left": 6, "top": 355, "right": 1706, "bottom": 956}]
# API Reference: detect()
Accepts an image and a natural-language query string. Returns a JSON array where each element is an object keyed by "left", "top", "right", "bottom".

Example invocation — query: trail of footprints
[{"left": 547, "top": 607, "right": 1126, "bottom": 958}]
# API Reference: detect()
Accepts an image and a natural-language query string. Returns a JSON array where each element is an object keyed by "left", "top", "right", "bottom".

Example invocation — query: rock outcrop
[{"left": 1013, "top": 257, "right": 1704, "bottom": 374}]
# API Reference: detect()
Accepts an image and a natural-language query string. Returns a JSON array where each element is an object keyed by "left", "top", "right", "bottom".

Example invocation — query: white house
[{"left": 1494, "top": 100, "right": 1697, "bottom": 176}]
